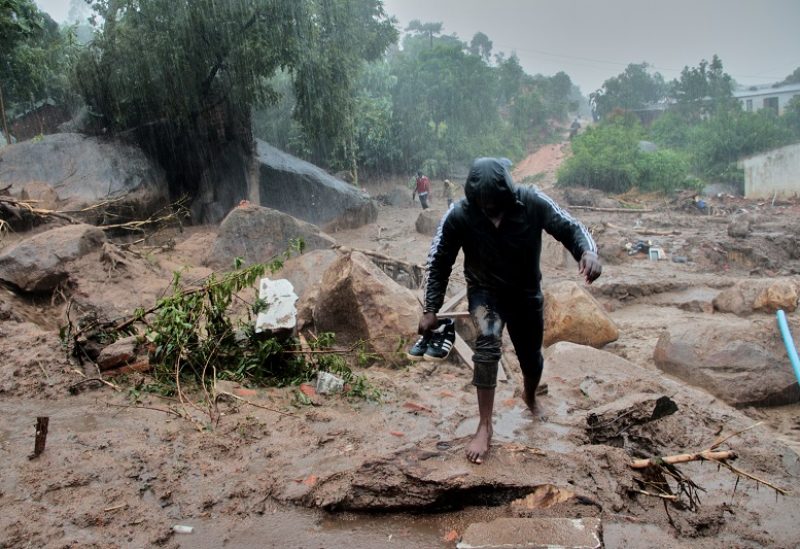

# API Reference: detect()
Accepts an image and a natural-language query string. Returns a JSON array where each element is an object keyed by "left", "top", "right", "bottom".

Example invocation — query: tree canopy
[
  {"left": 75, "top": 0, "right": 396, "bottom": 193},
  {"left": 590, "top": 63, "right": 667, "bottom": 119}
]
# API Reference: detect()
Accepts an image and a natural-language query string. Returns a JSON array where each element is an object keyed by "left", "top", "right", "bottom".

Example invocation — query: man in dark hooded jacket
[{"left": 419, "top": 157, "right": 602, "bottom": 463}]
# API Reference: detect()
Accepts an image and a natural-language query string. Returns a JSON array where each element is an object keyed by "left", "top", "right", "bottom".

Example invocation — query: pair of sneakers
[{"left": 407, "top": 318, "right": 456, "bottom": 361}]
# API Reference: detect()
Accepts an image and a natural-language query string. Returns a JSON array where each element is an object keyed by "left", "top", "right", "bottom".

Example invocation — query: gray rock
[
  {"left": 256, "top": 140, "right": 377, "bottom": 231},
  {"left": 0, "top": 133, "right": 169, "bottom": 219},
  {"left": 206, "top": 204, "right": 336, "bottom": 270},
  {"left": 727, "top": 214, "right": 752, "bottom": 238},
  {"left": 0, "top": 224, "right": 106, "bottom": 292},
  {"left": 653, "top": 318, "right": 800, "bottom": 407},
  {"left": 415, "top": 209, "right": 445, "bottom": 236}
]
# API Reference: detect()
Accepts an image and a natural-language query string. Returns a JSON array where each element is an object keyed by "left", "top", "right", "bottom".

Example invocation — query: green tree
[
  {"left": 778, "top": 66, "right": 800, "bottom": 86},
  {"left": 590, "top": 63, "right": 666, "bottom": 119},
  {"left": 469, "top": 31, "right": 492, "bottom": 62},
  {"left": 670, "top": 54, "right": 734, "bottom": 116},
  {"left": 558, "top": 116, "right": 644, "bottom": 192},
  {"left": 76, "top": 0, "right": 396, "bottom": 196},
  {"left": 405, "top": 19, "right": 442, "bottom": 49}
]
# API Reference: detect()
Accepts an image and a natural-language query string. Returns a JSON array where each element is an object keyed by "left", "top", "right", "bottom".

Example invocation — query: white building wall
[
  {"left": 735, "top": 84, "right": 800, "bottom": 115},
  {"left": 741, "top": 143, "right": 800, "bottom": 199}
]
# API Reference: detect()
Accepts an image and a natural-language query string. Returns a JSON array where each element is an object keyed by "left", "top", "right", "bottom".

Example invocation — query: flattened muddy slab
[{"left": 457, "top": 517, "right": 601, "bottom": 549}]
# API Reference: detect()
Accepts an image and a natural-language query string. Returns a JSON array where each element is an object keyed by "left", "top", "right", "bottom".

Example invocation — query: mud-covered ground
[{"left": 1, "top": 148, "right": 800, "bottom": 548}]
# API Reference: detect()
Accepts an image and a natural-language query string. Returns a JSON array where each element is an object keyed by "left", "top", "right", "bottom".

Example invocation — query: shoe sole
[
  {"left": 422, "top": 352, "right": 451, "bottom": 362},
  {"left": 407, "top": 353, "right": 426, "bottom": 361}
]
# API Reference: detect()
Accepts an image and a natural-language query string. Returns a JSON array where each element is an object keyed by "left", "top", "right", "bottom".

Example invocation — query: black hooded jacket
[{"left": 424, "top": 157, "right": 597, "bottom": 313}]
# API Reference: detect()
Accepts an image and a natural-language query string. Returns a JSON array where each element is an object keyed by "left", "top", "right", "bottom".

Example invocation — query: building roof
[{"left": 733, "top": 82, "right": 800, "bottom": 99}]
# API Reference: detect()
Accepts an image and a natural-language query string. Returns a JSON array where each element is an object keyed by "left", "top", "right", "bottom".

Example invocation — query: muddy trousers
[{"left": 468, "top": 287, "right": 544, "bottom": 390}]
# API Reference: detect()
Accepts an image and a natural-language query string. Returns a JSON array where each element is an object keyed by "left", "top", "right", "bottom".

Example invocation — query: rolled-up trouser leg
[{"left": 469, "top": 288, "right": 504, "bottom": 389}]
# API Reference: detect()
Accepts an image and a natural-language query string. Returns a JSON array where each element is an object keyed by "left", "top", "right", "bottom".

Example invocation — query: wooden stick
[
  {"left": 438, "top": 310, "right": 470, "bottom": 318},
  {"left": 632, "top": 489, "right": 678, "bottom": 501},
  {"left": 30, "top": 417, "right": 49, "bottom": 459},
  {"left": 439, "top": 287, "right": 468, "bottom": 314},
  {"left": 630, "top": 450, "right": 737, "bottom": 469}
]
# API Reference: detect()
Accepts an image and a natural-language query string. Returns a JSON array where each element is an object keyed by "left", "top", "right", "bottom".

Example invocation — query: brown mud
[{"left": 2, "top": 147, "right": 800, "bottom": 548}]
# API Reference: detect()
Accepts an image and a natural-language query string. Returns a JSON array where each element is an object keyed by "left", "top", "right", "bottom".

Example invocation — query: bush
[
  {"left": 557, "top": 120, "right": 643, "bottom": 193},
  {"left": 637, "top": 149, "right": 692, "bottom": 193},
  {"left": 558, "top": 116, "right": 692, "bottom": 194},
  {"left": 650, "top": 111, "right": 695, "bottom": 149}
]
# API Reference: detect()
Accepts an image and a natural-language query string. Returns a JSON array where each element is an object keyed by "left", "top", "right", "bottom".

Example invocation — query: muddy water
[{"left": 185, "top": 507, "right": 509, "bottom": 548}]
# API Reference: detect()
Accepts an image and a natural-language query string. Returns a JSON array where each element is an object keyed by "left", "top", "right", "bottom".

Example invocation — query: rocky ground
[{"left": 1, "top": 145, "right": 800, "bottom": 548}]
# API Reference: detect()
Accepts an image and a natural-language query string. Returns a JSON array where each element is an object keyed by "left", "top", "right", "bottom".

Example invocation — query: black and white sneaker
[
  {"left": 407, "top": 332, "right": 433, "bottom": 361},
  {"left": 424, "top": 319, "right": 456, "bottom": 361}
]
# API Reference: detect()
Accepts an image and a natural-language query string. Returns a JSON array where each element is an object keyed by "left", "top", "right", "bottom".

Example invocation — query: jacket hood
[{"left": 464, "top": 157, "right": 517, "bottom": 210}]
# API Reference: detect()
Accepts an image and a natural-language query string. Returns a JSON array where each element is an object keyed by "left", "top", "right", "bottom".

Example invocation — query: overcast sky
[{"left": 37, "top": 0, "right": 800, "bottom": 94}]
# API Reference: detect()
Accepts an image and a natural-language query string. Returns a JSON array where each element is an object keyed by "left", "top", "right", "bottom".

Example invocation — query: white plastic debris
[
  {"left": 316, "top": 371, "right": 345, "bottom": 395},
  {"left": 172, "top": 525, "right": 194, "bottom": 534},
  {"left": 255, "top": 278, "right": 298, "bottom": 333}
]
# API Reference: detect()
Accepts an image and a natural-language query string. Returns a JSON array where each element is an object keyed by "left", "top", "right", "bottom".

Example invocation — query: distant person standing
[
  {"left": 442, "top": 179, "right": 455, "bottom": 208},
  {"left": 569, "top": 117, "right": 581, "bottom": 140},
  {"left": 413, "top": 171, "right": 431, "bottom": 209}
]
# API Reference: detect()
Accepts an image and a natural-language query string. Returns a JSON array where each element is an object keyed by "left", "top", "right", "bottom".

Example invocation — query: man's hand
[
  {"left": 579, "top": 251, "right": 602, "bottom": 285},
  {"left": 418, "top": 311, "right": 438, "bottom": 334}
]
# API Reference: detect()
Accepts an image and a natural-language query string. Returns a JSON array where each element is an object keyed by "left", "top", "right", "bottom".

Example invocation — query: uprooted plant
[
  {"left": 628, "top": 423, "right": 789, "bottom": 523},
  {"left": 64, "top": 240, "right": 381, "bottom": 429}
]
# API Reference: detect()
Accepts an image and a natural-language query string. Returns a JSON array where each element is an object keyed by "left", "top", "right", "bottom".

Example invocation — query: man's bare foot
[{"left": 466, "top": 423, "right": 492, "bottom": 464}]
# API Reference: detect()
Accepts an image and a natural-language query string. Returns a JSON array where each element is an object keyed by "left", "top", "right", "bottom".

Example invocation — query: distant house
[
  {"left": 9, "top": 99, "right": 70, "bottom": 142},
  {"left": 733, "top": 83, "right": 800, "bottom": 115},
  {"left": 739, "top": 142, "right": 800, "bottom": 199}
]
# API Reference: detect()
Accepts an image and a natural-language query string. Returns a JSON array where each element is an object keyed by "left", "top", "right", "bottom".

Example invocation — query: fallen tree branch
[{"left": 630, "top": 450, "right": 737, "bottom": 469}]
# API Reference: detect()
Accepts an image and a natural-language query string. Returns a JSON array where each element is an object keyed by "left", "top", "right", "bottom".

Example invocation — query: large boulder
[
  {"left": 0, "top": 133, "right": 169, "bottom": 219},
  {"left": 206, "top": 204, "right": 336, "bottom": 270},
  {"left": 543, "top": 281, "right": 619, "bottom": 348},
  {"left": 256, "top": 140, "right": 377, "bottom": 231},
  {"left": 0, "top": 224, "right": 106, "bottom": 292},
  {"left": 713, "top": 279, "right": 798, "bottom": 315},
  {"left": 653, "top": 317, "right": 800, "bottom": 407},
  {"left": 312, "top": 251, "right": 418, "bottom": 355}
]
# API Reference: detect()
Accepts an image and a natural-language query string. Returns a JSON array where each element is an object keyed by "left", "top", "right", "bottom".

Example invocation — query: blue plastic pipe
[{"left": 776, "top": 310, "right": 800, "bottom": 386}]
